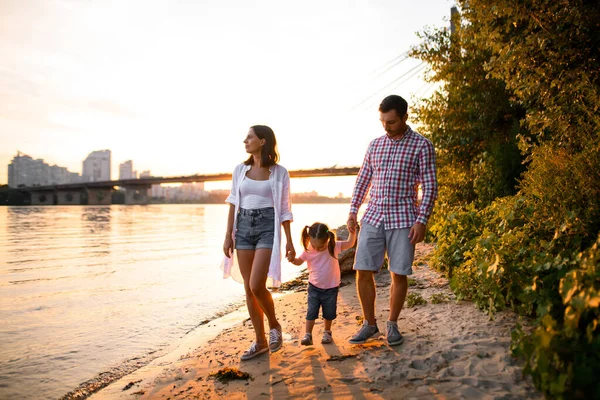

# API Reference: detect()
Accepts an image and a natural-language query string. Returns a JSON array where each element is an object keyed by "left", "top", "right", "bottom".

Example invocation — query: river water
[{"left": 0, "top": 203, "right": 351, "bottom": 399}]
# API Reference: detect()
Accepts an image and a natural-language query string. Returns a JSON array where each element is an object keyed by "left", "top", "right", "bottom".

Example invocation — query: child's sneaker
[
  {"left": 348, "top": 321, "right": 379, "bottom": 344},
  {"left": 300, "top": 333, "right": 313, "bottom": 346},
  {"left": 321, "top": 330, "right": 333, "bottom": 344}
]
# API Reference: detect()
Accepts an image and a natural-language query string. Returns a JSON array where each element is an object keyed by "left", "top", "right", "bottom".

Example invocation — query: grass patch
[
  {"left": 430, "top": 293, "right": 448, "bottom": 304},
  {"left": 406, "top": 292, "right": 427, "bottom": 307}
]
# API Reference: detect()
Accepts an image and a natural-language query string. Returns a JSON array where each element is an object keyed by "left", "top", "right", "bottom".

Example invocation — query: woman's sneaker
[
  {"left": 348, "top": 321, "right": 379, "bottom": 344},
  {"left": 300, "top": 333, "right": 313, "bottom": 346},
  {"left": 269, "top": 326, "right": 283, "bottom": 352},
  {"left": 386, "top": 320, "right": 404, "bottom": 346},
  {"left": 321, "top": 330, "right": 333, "bottom": 344},
  {"left": 240, "top": 341, "right": 269, "bottom": 361}
]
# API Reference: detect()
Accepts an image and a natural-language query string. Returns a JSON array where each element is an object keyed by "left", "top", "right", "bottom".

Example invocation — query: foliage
[
  {"left": 519, "top": 143, "right": 600, "bottom": 247},
  {"left": 513, "top": 236, "right": 600, "bottom": 399},
  {"left": 411, "top": 11, "right": 526, "bottom": 210},
  {"left": 463, "top": 0, "right": 600, "bottom": 151},
  {"left": 406, "top": 292, "right": 427, "bottom": 307},
  {"left": 430, "top": 293, "right": 448, "bottom": 304},
  {"left": 412, "top": 0, "right": 600, "bottom": 397},
  {"left": 429, "top": 202, "right": 484, "bottom": 278}
]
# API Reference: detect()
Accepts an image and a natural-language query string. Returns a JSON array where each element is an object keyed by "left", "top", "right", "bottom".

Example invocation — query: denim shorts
[
  {"left": 235, "top": 207, "right": 275, "bottom": 250},
  {"left": 353, "top": 222, "right": 415, "bottom": 275},
  {"left": 306, "top": 283, "right": 339, "bottom": 321}
]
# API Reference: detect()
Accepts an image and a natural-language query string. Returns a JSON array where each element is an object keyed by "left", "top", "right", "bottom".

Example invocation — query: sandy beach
[{"left": 90, "top": 243, "right": 541, "bottom": 399}]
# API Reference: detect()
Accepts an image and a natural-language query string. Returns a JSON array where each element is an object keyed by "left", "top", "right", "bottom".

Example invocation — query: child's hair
[{"left": 301, "top": 222, "right": 336, "bottom": 258}]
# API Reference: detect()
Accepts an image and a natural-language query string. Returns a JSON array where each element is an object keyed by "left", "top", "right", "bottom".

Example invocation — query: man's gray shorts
[{"left": 353, "top": 222, "right": 415, "bottom": 275}]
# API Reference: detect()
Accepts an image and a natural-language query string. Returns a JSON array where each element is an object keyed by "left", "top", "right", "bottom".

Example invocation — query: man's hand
[
  {"left": 347, "top": 212, "right": 358, "bottom": 233},
  {"left": 223, "top": 235, "right": 233, "bottom": 258},
  {"left": 408, "top": 222, "right": 426, "bottom": 245}
]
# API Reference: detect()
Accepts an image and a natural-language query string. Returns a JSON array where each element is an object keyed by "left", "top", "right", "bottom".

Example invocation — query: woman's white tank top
[{"left": 239, "top": 177, "right": 274, "bottom": 209}]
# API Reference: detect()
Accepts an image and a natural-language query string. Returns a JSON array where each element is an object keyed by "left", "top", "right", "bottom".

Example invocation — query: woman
[{"left": 222, "top": 125, "right": 295, "bottom": 361}]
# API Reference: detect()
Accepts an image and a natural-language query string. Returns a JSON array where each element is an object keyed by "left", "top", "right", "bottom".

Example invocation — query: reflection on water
[
  {"left": 0, "top": 203, "right": 351, "bottom": 400},
  {"left": 81, "top": 206, "right": 112, "bottom": 230}
]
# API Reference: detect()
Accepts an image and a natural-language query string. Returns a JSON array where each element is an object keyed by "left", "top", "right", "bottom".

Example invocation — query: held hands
[
  {"left": 408, "top": 222, "right": 426, "bottom": 245},
  {"left": 223, "top": 234, "right": 233, "bottom": 258},
  {"left": 285, "top": 241, "right": 296, "bottom": 262},
  {"left": 347, "top": 213, "right": 358, "bottom": 234}
]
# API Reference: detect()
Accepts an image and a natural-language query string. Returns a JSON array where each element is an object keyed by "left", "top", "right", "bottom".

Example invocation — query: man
[{"left": 347, "top": 94, "right": 437, "bottom": 346}]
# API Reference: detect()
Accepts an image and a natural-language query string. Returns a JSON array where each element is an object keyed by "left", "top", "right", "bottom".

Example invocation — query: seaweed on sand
[{"left": 209, "top": 367, "right": 252, "bottom": 383}]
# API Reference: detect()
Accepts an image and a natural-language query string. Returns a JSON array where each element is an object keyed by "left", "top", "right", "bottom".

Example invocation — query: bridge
[{"left": 18, "top": 166, "right": 361, "bottom": 206}]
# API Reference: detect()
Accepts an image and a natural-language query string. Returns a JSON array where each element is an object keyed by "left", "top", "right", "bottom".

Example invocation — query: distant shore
[{"left": 0, "top": 185, "right": 350, "bottom": 206}]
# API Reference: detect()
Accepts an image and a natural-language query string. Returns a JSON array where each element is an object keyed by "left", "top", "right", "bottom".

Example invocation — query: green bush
[
  {"left": 520, "top": 143, "right": 600, "bottom": 247},
  {"left": 412, "top": 0, "right": 600, "bottom": 396},
  {"left": 429, "top": 202, "right": 481, "bottom": 278},
  {"left": 512, "top": 236, "right": 600, "bottom": 399}
]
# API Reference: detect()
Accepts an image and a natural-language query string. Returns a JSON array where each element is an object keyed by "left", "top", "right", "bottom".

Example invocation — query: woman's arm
[
  {"left": 222, "top": 203, "right": 235, "bottom": 258},
  {"left": 282, "top": 220, "right": 296, "bottom": 262},
  {"left": 278, "top": 166, "right": 295, "bottom": 261}
]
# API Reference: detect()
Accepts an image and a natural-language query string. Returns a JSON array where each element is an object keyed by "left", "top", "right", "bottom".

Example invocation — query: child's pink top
[{"left": 298, "top": 241, "right": 343, "bottom": 290}]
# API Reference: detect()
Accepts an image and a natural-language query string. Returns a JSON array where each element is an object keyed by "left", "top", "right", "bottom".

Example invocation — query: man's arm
[
  {"left": 415, "top": 140, "right": 438, "bottom": 226},
  {"left": 409, "top": 140, "right": 438, "bottom": 245}
]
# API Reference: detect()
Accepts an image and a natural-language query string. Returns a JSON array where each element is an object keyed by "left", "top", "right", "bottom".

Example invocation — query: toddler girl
[{"left": 289, "top": 222, "right": 356, "bottom": 345}]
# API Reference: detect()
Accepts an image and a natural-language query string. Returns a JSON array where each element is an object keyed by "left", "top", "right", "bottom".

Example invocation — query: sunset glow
[{"left": 1, "top": 0, "right": 452, "bottom": 196}]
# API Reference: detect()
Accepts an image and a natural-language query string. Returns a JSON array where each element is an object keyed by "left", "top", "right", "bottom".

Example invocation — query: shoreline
[
  {"left": 86, "top": 305, "right": 253, "bottom": 400},
  {"left": 59, "top": 299, "right": 250, "bottom": 400},
  {"left": 62, "top": 282, "right": 307, "bottom": 400},
  {"left": 89, "top": 243, "right": 542, "bottom": 399}
]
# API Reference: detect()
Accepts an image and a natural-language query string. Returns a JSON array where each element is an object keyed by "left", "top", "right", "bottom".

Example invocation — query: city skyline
[
  {"left": 7, "top": 148, "right": 114, "bottom": 188},
  {"left": 5, "top": 148, "right": 359, "bottom": 198}
]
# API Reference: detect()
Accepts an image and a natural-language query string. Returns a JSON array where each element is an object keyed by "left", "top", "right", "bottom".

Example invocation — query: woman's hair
[
  {"left": 244, "top": 125, "right": 279, "bottom": 167},
  {"left": 301, "top": 222, "right": 336, "bottom": 258}
]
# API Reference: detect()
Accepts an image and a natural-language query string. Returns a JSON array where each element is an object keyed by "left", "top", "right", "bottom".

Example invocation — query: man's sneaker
[
  {"left": 386, "top": 320, "right": 404, "bottom": 346},
  {"left": 300, "top": 333, "right": 313, "bottom": 346},
  {"left": 348, "top": 321, "right": 380, "bottom": 344},
  {"left": 321, "top": 330, "right": 333, "bottom": 344},
  {"left": 240, "top": 341, "right": 269, "bottom": 361},
  {"left": 269, "top": 326, "right": 283, "bottom": 352}
]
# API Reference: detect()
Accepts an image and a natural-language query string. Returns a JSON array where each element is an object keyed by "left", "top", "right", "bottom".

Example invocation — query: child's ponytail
[
  {"left": 327, "top": 231, "right": 336, "bottom": 259},
  {"left": 301, "top": 225, "right": 311, "bottom": 251}
]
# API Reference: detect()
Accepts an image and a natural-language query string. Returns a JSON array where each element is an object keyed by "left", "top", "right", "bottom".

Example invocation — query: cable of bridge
[
  {"left": 371, "top": 52, "right": 411, "bottom": 79},
  {"left": 351, "top": 60, "right": 426, "bottom": 111},
  {"left": 377, "top": 62, "right": 428, "bottom": 103}
]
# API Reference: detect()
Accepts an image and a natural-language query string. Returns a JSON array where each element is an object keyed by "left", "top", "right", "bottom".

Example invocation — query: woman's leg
[
  {"left": 248, "top": 248, "right": 279, "bottom": 330},
  {"left": 238, "top": 249, "right": 266, "bottom": 346}
]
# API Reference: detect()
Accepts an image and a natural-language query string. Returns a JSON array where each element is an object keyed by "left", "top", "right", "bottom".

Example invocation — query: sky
[{"left": 0, "top": 0, "right": 453, "bottom": 196}]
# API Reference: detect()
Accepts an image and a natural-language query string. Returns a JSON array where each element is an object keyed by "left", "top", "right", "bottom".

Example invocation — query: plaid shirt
[{"left": 350, "top": 126, "right": 438, "bottom": 229}]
